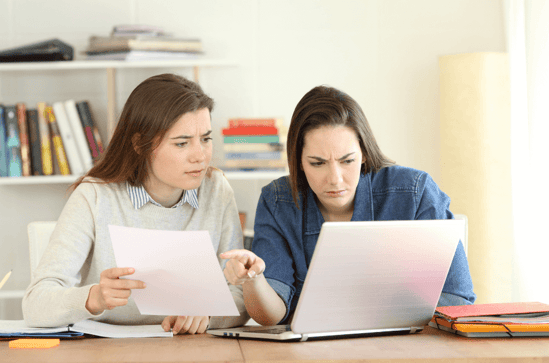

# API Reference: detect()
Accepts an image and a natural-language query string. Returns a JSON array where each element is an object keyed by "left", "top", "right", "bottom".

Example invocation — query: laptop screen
[{"left": 290, "top": 220, "right": 463, "bottom": 334}]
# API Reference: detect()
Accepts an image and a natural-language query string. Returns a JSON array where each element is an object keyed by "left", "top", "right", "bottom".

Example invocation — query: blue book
[
  {"left": 4, "top": 105, "right": 22, "bottom": 177},
  {"left": 0, "top": 105, "right": 9, "bottom": 177},
  {"left": 225, "top": 151, "right": 282, "bottom": 160}
]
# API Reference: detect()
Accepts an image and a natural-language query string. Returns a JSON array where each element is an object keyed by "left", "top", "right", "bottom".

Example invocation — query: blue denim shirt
[{"left": 252, "top": 165, "right": 476, "bottom": 324}]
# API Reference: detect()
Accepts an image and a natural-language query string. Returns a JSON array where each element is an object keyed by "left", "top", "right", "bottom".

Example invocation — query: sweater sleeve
[
  {"left": 208, "top": 176, "right": 250, "bottom": 329},
  {"left": 22, "top": 183, "right": 104, "bottom": 327},
  {"left": 415, "top": 172, "right": 476, "bottom": 305}
]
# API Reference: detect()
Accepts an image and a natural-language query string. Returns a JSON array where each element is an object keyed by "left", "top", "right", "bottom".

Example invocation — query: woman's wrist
[
  {"left": 85, "top": 285, "right": 104, "bottom": 315},
  {"left": 244, "top": 272, "right": 266, "bottom": 289}
]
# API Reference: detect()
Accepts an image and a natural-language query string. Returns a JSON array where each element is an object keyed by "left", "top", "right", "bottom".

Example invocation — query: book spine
[
  {"left": 16, "top": 103, "right": 31, "bottom": 176},
  {"left": 223, "top": 136, "right": 280, "bottom": 144},
  {"left": 46, "top": 106, "right": 71, "bottom": 175},
  {"left": 26, "top": 109, "right": 43, "bottom": 176},
  {"left": 223, "top": 143, "right": 284, "bottom": 152},
  {"left": 221, "top": 126, "right": 278, "bottom": 136},
  {"left": 64, "top": 99, "right": 93, "bottom": 171},
  {"left": 430, "top": 316, "right": 549, "bottom": 334},
  {"left": 228, "top": 118, "right": 277, "bottom": 128},
  {"left": 37, "top": 102, "right": 53, "bottom": 176},
  {"left": 224, "top": 159, "right": 287, "bottom": 169},
  {"left": 75, "top": 101, "right": 102, "bottom": 160},
  {"left": 52, "top": 102, "right": 85, "bottom": 175},
  {"left": 225, "top": 152, "right": 282, "bottom": 160},
  {"left": 5, "top": 106, "right": 22, "bottom": 177},
  {"left": 0, "top": 106, "right": 9, "bottom": 177},
  {"left": 238, "top": 212, "right": 246, "bottom": 234}
]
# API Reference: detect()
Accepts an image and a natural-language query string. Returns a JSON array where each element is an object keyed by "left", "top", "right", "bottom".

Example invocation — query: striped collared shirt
[{"left": 126, "top": 183, "right": 199, "bottom": 210}]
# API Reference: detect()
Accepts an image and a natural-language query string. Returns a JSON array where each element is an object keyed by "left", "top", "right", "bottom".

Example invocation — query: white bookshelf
[
  {"left": 0, "top": 290, "right": 25, "bottom": 300},
  {"left": 0, "top": 171, "right": 286, "bottom": 185},
  {"left": 0, "top": 59, "right": 235, "bottom": 72},
  {"left": 0, "top": 58, "right": 236, "bottom": 141},
  {"left": 0, "top": 175, "right": 79, "bottom": 185}
]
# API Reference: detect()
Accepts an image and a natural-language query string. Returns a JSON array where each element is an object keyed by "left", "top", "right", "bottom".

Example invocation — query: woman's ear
[{"left": 132, "top": 133, "right": 141, "bottom": 154}]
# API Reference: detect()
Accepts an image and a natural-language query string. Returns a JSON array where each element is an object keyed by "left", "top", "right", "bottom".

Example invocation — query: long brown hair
[
  {"left": 286, "top": 85, "right": 394, "bottom": 208},
  {"left": 72, "top": 73, "right": 214, "bottom": 190}
]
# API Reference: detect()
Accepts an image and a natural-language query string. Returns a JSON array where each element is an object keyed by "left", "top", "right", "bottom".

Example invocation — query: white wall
[{"left": 0, "top": 0, "right": 505, "bottom": 319}]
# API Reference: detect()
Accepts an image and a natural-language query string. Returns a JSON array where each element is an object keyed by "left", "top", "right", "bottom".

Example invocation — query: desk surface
[{"left": 3, "top": 326, "right": 549, "bottom": 363}]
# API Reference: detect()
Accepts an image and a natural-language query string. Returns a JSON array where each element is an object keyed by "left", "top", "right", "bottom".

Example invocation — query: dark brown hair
[
  {"left": 72, "top": 73, "right": 214, "bottom": 190},
  {"left": 286, "top": 85, "right": 394, "bottom": 208}
]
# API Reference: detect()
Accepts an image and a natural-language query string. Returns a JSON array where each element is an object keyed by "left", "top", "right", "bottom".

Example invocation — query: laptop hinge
[
  {"left": 409, "top": 327, "right": 419, "bottom": 334},
  {"left": 300, "top": 334, "right": 309, "bottom": 342}
]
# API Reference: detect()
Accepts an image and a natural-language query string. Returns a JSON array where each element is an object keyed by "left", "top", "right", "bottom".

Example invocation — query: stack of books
[
  {"left": 0, "top": 100, "right": 103, "bottom": 178},
  {"left": 221, "top": 118, "right": 288, "bottom": 172},
  {"left": 429, "top": 301, "right": 549, "bottom": 337},
  {"left": 85, "top": 25, "right": 203, "bottom": 61}
]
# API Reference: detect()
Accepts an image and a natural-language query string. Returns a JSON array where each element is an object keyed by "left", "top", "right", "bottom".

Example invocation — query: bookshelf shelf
[
  {"left": 0, "top": 171, "right": 286, "bottom": 185},
  {"left": 0, "top": 59, "right": 236, "bottom": 72},
  {"left": 0, "top": 175, "right": 79, "bottom": 185},
  {"left": 0, "top": 290, "right": 25, "bottom": 300}
]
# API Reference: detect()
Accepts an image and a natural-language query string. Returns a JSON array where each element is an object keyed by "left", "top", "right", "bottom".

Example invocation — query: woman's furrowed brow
[
  {"left": 306, "top": 152, "right": 355, "bottom": 161},
  {"left": 170, "top": 130, "right": 212, "bottom": 139}
]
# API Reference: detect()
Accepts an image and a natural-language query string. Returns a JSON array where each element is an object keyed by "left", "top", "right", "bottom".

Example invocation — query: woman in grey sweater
[{"left": 23, "top": 74, "right": 249, "bottom": 334}]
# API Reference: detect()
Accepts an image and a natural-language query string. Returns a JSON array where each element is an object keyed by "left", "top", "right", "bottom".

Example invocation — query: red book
[
  {"left": 228, "top": 118, "right": 276, "bottom": 128},
  {"left": 222, "top": 126, "right": 278, "bottom": 136},
  {"left": 75, "top": 101, "right": 103, "bottom": 160},
  {"left": 436, "top": 302, "right": 549, "bottom": 321}
]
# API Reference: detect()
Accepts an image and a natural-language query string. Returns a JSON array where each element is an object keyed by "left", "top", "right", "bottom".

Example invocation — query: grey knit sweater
[{"left": 23, "top": 169, "right": 249, "bottom": 328}]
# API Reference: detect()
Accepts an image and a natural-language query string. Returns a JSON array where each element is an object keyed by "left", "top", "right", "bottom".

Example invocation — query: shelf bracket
[
  {"left": 106, "top": 67, "right": 117, "bottom": 142},
  {"left": 193, "top": 66, "right": 200, "bottom": 83}
]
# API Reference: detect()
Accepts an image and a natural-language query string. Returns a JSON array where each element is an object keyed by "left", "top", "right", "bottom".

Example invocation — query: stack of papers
[
  {"left": 0, "top": 319, "right": 172, "bottom": 339},
  {"left": 429, "top": 301, "right": 549, "bottom": 337}
]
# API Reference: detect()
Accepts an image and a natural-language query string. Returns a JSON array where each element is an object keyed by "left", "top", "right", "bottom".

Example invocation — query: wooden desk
[
  {"left": 3, "top": 326, "right": 549, "bottom": 363},
  {"left": 2, "top": 334, "right": 244, "bottom": 363},
  {"left": 239, "top": 326, "right": 549, "bottom": 362}
]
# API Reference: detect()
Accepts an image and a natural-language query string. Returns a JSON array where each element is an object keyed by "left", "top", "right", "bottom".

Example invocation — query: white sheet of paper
[{"left": 109, "top": 225, "right": 239, "bottom": 317}]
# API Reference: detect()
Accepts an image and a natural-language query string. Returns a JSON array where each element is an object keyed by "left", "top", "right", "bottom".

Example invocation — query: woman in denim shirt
[{"left": 222, "top": 86, "right": 476, "bottom": 326}]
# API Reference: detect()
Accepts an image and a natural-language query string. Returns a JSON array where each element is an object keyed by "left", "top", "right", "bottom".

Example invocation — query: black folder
[{"left": 0, "top": 39, "right": 74, "bottom": 62}]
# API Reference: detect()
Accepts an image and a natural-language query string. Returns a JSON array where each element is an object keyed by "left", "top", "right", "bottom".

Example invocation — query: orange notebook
[{"left": 430, "top": 302, "right": 549, "bottom": 337}]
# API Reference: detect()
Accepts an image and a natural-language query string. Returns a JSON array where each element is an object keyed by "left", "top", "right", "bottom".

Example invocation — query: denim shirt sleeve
[
  {"left": 252, "top": 183, "right": 295, "bottom": 321},
  {"left": 415, "top": 172, "right": 476, "bottom": 305}
]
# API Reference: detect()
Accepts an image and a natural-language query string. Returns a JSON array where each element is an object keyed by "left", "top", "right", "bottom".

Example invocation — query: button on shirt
[
  {"left": 252, "top": 165, "right": 476, "bottom": 324},
  {"left": 126, "top": 183, "right": 199, "bottom": 210}
]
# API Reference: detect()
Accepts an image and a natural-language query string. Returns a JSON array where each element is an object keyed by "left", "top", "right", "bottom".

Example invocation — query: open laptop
[{"left": 208, "top": 219, "right": 464, "bottom": 341}]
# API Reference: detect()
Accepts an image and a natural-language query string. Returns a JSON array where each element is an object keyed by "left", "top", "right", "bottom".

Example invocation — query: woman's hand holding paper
[{"left": 85, "top": 267, "right": 146, "bottom": 315}]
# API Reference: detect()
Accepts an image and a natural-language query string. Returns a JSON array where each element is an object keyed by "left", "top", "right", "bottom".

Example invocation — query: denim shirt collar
[{"left": 303, "top": 172, "right": 373, "bottom": 235}]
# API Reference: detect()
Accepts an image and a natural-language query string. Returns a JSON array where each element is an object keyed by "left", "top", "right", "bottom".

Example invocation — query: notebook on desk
[{"left": 208, "top": 219, "right": 464, "bottom": 341}]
